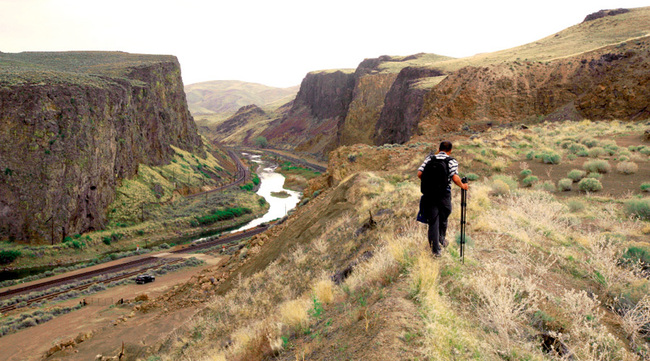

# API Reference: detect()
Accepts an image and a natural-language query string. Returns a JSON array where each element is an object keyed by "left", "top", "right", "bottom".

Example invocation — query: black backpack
[{"left": 421, "top": 155, "right": 451, "bottom": 196}]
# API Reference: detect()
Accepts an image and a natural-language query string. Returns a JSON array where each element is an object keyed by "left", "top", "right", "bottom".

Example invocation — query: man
[{"left": 417, "top": 140, "right": 469, "bottom": 257}]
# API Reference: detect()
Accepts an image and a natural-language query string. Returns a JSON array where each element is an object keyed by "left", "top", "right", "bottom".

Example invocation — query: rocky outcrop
[
  {"left": 583, "top": 8, "right": 630, "bottom": 22},
  {"left": 263, "top": 56, "right": 442, "bottom": 155},
  {"left": 419, "top": 39, "right": 650, "bottom": 134},
  {"left": 215, "top": 104, "right": 266, "bottom": 135},
  {"left": 262, "top": 70, "right": 356, "bottom": 155},
  {"left": 374, "top": 67, "right": 443, "bottom": 145},
  {"left": 0, "top": 52, "right": 202, "bottom": 243}
]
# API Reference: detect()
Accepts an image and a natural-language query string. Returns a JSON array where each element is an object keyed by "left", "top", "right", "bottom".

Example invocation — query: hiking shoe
[
  {"left": 441, "top": 238, "right": 449, "bottom": 248},
  {"left": 432, "top": 251, "right": 442, "bottom": 258}
]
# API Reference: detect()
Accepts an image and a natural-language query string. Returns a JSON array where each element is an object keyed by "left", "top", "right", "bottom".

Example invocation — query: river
[{"left": 234, "top": 153, "right": 302, "bottom": 231}]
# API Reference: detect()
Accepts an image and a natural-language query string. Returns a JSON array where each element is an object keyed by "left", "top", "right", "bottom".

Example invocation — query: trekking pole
[{"left": 460, "top": 177, "right": 468, "bottom": 264}]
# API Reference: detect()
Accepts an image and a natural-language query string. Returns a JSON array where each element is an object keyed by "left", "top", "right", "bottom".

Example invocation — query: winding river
[{"left": 234, "top": 153, "right": 302, "bottom": 231}]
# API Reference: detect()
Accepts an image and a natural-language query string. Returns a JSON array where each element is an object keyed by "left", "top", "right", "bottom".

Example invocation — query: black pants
[{"left": 426, "top": 191, "right": 452, "bottom": 255}]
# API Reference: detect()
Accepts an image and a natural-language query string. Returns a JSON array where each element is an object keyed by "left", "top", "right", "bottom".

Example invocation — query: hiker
[{"left": 418, "top": 141, "right": 469, "bottom": 257}]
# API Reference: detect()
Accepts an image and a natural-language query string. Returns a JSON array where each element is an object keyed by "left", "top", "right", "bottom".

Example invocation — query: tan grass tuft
[
  {"left": 278, "top": 299, "right": 310, "bottom": 330},
  {"left": 312, "top": 279, "right": 334, "bottom": 304}
]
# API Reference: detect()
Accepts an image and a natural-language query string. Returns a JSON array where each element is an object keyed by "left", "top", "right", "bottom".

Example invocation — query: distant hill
[{"left": 184, "top": 80, "right": 299, "bottom": 115}]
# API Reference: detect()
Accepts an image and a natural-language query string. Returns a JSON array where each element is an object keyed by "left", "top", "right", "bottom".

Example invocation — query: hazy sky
[{"left": 1, "top": 0, "right": 649, "bottom": 87}]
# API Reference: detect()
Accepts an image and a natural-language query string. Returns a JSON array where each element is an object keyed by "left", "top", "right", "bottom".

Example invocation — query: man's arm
[
  {"left": 452, "top": 174, "right": 469, "bottom": 190},
  {"left": 417, "top": 170, "right": 423, "bottom": 179}
]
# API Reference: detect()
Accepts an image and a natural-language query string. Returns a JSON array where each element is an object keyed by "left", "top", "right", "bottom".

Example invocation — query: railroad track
[
  {"left": 0, "top": 225, "right": 268, "bottom": 307},
  {"left": 185, "top": 150, "right": 249, "bottom": 199},
  {"left": 0, "top": 258, "right": 184, "bottom": 314}
]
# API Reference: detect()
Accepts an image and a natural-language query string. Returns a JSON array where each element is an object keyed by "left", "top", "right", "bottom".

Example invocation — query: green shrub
[
  {"left": 578, "top": 178, "right": 603, "bottom": 192},
  {"left": 567, "top": 143, "right": 587, "bottom": 154},
  {"left": 567, "top": 200, "right": 585, "bottom": 212},
  {"left": 490, "top": 179, "right": 510, "bottom": 196},
  {"left": 586, "top": 172, "right": 602, "bottom": 180},
  {"left": 587, "top": 147, "right": 606, "bottom": 158},
  {"left": 465, "top": 173, "right": 479, "bottom": 181},
  {"left": 522, "top": 175, "right": 539, "bottom": 187},
  {"left": 519, "top": 169, "right": 532, "bottom": 178},
  {"left": 641, "top": 183, "right": 650, "bottom": 192},
  {"left": 624, "top": 198, "right": 650, "bottom": 220},
  {"left": 639, "top": 146, "right": 650, "bottom": 155},
  {"left": 616, "top": 161, "right": 638, "bottom": 174},
  {"left": 526, "top": 151, "right": 535, "bottom": 160},
  {"left": 576, "top": 150, "right": 589, "bottom": 157},
  {"left": 541, "top": 152, "right": 561, "bottom": 164},
  {"left": 240, "top": 183, "right": 254, "bottom": 191},
  {"left": 566, "top": 154, "right": 577, "bottom": 161},
  {"left": 581, "top": 138, "right": 599, "bottom": 148},
  {"left": 535, "top": 181, "right": 556, "bottom": 192},
  {"left": 567, "top": 169, "right": 586, "bottom": 182},
  {"left": 252, "top": 175, "right": 261, "bottom": 186},
  {"left": 0, "top": 249, "right": 21, "bottom": 264},
  {"left": 558, "top": 178, "right": 573, "bottom": 191},
  {"left": 254, "top": 136, "right": 268, "bottom": 148},
  {"left": 102, "top": 237, "right": 111, "bottom": 245},
  {"left": 492, "top": 175, "right": 518, "bottom": 190},
  {"left": 194, "top": 207, "right": 252, "bottom": 226},
  {"left": 621, "top": 246, "right": 650, "bottom": 267},
  {"left": 583, "top": 160, "right": 611, "bottom": 174}
]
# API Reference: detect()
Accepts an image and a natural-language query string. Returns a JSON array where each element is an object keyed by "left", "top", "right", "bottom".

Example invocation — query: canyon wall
[{"left": 0, "top": 52, "right": 202, "bottom": 243}]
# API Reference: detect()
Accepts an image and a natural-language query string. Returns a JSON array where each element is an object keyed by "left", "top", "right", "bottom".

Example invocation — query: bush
[
  {"left": 0, "top": 249, "right": 21, "bottom": 264},
  {"left": 490, "top": 179, "right": 510, "bottom": 196},
  {"left": 194, "top": 207, "right": 252, "bottom": 226},
  {"left": 567, "top": 143, "right": 587, "bottom": 154},
  {"left": 567, "top": 200, "right": 585, "bottom": 212},
  {"left": 522, "top": 175, "right": 539, "bottom": 187},
  {"left": 254, "top": 136, "right": 268, "bottom": 148},
  {"left": 541, "top": 152, "right": 561, "bottom": 164},
  {"left": 583, "top": 160, "right": 611, "bottom": 174},
  {"left": 558, "top": 178, "right": 573, "bottom": 191},
  {"left": 465, "top": 173, "right": 479, "bottom": 181},
  {"left": 491, "top": 175, "right": 518, "bottom": 190},
  {"left": 624, "top": 198, "right": 650, "bottom": 220},
  {"left": 578, "top": 178, "right": 603, "bottom": 192},
  {"left": 535, "top": 180, "right": 556, "bottom": 192},
  {"left": 621, "top": 246, "right": 650, "bottom": 267},
  {"left": 581, "top": 138, "right": 599, "bottom": 148},
  {"left": 519, "top": 169, "right": 532, "bottom": 178},
  {"left": 641, "top": 183, "right": 650, "bottom": 192},
  {"left": 587, "top": 147, "right": 606, "bottom": 158},
  {"left": 567, "top": 169, "right": 586, "bottom": 182},
  {"left": 586, "top": 172, "right": 602, "bottom": 180},
  {"left": 616, "top": 161, "right": 638, "bottom": 174}
]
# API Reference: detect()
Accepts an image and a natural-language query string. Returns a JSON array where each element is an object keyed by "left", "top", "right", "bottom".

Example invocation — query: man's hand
[{"left": 452, "top": 174, "right": 469, "bottom": 190}]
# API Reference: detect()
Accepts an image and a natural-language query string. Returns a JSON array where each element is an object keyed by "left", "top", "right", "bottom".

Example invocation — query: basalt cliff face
[
  {"left": 418, "top": 40, "right": 650, "bottom": 136},
  {"left": 0, "top": 52, "right": 202, "bottom": 243},
  {"left": 262, "top": 56, "right": 440, "bottom": 156}
]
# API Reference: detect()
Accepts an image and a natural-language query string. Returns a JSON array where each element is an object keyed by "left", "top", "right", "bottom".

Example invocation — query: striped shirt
[{"left": 418, "top": 152, "right": 459, "bottom": 185}]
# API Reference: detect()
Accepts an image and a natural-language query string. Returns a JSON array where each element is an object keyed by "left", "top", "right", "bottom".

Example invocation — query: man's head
[{"left": 439, "top": 140, "right": 453, "bottom": 153}]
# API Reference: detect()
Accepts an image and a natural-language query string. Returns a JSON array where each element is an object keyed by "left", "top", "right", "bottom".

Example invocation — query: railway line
[
  {"left": 0, "top": 148, "right": 318, "bottom": 314},
  {"left": 0, "top": 225, "right": 268, "bottom": 314}
]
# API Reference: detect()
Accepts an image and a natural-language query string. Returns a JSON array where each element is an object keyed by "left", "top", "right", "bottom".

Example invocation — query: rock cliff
[
  {"left": 262, "top": 70, "right": 356, "bottom": 156},
  {"left": 0, "top": 52, "right": 202, "bottom": 243},
  {"left": 418, "top": 39, "right": 650, "bottom": 135}
]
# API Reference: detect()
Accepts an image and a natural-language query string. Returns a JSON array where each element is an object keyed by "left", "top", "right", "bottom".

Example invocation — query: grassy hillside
[
  {"left": 184, "top": 80, "right": 299, "bottom": 115},
  {"left": 139, "top": 119, "right": 649, "bottom": 360},
  {"left": 0, "top": 51, "right": 177, "bottom": 86},
  {"left": 372, "top": 6, "right": 650, "bottom": 80}
]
